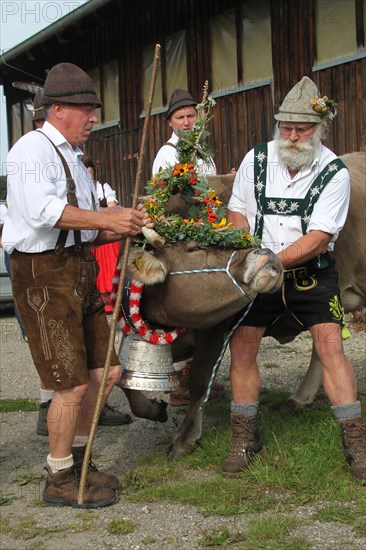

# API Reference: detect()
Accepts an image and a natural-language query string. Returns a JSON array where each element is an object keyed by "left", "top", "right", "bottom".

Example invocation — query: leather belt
[{"left": 283, "top": 266, "right": 308, "bottom": 281}]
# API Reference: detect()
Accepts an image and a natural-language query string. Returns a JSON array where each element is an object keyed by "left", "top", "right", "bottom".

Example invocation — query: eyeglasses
[{"left": 279, "top": 123, "right": 316, "bottom": 135}]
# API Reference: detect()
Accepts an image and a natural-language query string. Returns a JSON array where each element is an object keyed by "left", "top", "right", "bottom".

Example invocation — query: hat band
[
  {"left": 168, "top": 97, "right": 196, "bottom": 111},
  {"left": 45, "top": 89, "right": 98, "bottom": 98}
]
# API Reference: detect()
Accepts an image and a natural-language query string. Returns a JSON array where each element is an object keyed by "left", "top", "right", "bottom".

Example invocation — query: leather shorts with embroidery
[
  {"left": 238, "top": 260, "right": 346, "bottom": 330},
  {"left": 10, "top": 246, "right": 119, "bottom": 390}
]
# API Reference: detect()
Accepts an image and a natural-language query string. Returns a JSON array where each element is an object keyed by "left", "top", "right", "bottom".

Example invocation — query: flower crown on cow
[{"left": 143, "top": 82, "right": 259, "bottom": 249}]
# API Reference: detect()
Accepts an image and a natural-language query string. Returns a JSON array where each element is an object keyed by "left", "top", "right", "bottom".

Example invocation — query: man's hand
[{"left": 104, "top": 204, "right": 154, "bottom": 237}]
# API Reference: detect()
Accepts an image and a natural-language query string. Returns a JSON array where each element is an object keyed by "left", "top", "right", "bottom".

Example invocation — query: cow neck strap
[
  {"left": 169, "top": 250, "right": 253, "bottom": 301},
  {"left": 38, "top": 131, "right": 81, "bottom": 254}
]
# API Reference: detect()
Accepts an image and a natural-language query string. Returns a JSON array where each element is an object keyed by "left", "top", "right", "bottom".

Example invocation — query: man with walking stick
[{"left": 3, "top": 62, "right": 153, "bottom": 508}]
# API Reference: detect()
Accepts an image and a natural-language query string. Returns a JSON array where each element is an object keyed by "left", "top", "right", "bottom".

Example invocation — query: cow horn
[{"left": 142, "top": 227, "right": 166, "bottom": 248}]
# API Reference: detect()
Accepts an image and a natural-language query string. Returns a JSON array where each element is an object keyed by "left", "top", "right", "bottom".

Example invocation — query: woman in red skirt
[{"left": 82, "top": 157, "right": 120, "bottom": 314}]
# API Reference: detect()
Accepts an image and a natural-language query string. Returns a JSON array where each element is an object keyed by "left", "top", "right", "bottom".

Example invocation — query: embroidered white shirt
[{"left": 228, "top": 141, "right": 350, "bottom": 253}]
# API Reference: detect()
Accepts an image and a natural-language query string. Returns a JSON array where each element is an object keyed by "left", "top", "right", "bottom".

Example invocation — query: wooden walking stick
[{"left": 78, "top": 43, "right": 161, "bottom": 504}]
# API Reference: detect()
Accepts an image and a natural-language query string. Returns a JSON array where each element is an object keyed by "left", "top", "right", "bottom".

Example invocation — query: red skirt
[{"left": 92, "top": 241, "right": 120, "bottom": 314}]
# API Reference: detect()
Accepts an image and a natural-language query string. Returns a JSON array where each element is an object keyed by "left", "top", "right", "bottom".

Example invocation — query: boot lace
[
  {"left": 229, "top": 415, "right": 259, "bottom": 457},
  {"left": 343, "top": 417, "right": 366, "bottom": 457}
]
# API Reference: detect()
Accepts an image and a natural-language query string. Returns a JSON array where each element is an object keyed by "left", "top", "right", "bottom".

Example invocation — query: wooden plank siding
[{"left": 1, "top": 0, "right": 365, "bottom": 207}]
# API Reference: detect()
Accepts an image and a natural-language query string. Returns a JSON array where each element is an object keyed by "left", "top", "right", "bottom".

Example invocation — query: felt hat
[
  {"left": 42, "top": 62, "right": 101, "bottom": 106},
  {"left": 274, "top": 76, "right": 322, "bottom": 123},
  {"left": 32, "top": 90, "right": 45, "bottom": 121},
  {"left": 165, "top": 89, "right": 197, "bottom": 119}
]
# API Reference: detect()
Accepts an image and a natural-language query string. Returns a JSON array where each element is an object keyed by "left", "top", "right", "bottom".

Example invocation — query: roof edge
[{"left": 0, "top": 0, "right": 112, "bottom": 67}]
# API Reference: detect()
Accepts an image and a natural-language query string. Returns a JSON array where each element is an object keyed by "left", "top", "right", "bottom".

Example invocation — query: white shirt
[
  {"left": 0, "top": 203, "right": 7, "bottom": 226},
  {"left": 152, "top": 132, "right": 217, "bottom": 176},
  {"left": 3, "top": 121, "right": 99, "bottom": 253},
  {"left": 228, "top": 141, "right": 350, "bottom": 254},
  {"left": 96, "top": 181, "right": 118, "bottom": 205}
]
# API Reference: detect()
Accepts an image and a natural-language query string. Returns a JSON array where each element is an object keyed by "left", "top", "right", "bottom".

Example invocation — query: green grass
[
  {"left": 122, "top": 388, "right": 366, "bottom": 538},
  {"left": 0, "top": 517, "right": 64, "bottom": 540},
  {"left": 107, "top": 518, "right": 136, "bottom": 535},
  {"left": 0, "top": 398, "right": 38, "bottom": 412}
]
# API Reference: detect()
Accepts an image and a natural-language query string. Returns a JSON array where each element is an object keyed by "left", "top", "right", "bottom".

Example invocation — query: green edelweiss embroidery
[{"left": 329, "top": 295, "right": 344, "bottom": 321}]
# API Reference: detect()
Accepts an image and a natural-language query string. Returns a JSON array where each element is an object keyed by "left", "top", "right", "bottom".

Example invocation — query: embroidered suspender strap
[
  {"left": 164, "top": 142, "right": 176, "bottom": 148},
  {"left": 253, "top": 146, "right": 347, "bottom": 242},
  {"left": 253, "top": 143, "right": 268, "bottom": 238},
  {"left": 38, "top": 132, "right": 81, "bottom": 254},
  {"left": 299, "top": 158, "right": 346, "bottom": 234}
]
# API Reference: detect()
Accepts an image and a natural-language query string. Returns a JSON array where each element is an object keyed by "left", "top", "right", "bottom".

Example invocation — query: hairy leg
[
  {"left": 229, "top": 325, "right": 266, "bottom": 403},
  {"left": 310, "top": 323, "right": 357, "bottom": 405}
]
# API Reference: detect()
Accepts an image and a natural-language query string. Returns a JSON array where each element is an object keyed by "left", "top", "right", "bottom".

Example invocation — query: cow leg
[
  {"left": 167, "top": 323, "right": 227, "bottom": 460},
  {"left": 119, "top": 386, "right": 168, "bottom": 423},
  {"left": 288, "top": 345, "right": 323, "bottom": 407}
]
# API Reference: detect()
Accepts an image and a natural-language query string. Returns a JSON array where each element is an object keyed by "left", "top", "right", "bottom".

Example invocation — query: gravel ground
[{"left": 0, "top": 310, "right": 365, "bottom": 550}]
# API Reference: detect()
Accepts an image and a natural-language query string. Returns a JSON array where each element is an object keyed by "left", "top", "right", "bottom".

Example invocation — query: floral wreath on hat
[
  {"left": 142, "top": 82, "right": 260, "bottom": 250},
  {"left": 311, "top": 95, "right": 338, "bottom": 125}
]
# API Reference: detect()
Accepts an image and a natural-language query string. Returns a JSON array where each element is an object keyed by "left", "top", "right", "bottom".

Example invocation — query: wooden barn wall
[{"left": 2, "top": 0, "right": 365, "bottom": 206}]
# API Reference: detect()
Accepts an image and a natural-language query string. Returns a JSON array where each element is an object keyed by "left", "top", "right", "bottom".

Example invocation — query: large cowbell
[{"left": 119, "top": 333, "right": 180, "bottom": 391}]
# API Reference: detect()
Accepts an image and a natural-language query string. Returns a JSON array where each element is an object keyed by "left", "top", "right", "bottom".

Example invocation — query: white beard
[{"left": 274, "top": 126, "right": 323, "bottom": 171}]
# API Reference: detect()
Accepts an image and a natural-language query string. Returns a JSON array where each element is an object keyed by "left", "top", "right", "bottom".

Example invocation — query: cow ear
[{"left": 127, "top": 249, "right": 168, "bottom": 285}]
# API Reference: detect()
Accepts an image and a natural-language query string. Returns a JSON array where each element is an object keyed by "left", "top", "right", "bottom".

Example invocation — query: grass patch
[
  {"left": 314, "top": 503, "right": 366, "bottom": 537},
  {"left": 12, "top": 472, "right": 45, "bottom": 486},
  {"left": 198, "top": 524, "right": 246, "bottom": 547},
  {"left": 123, "top": 389, "right": 365, "bottom": 526},
  {"left": 107, "top": 518, "right": 136, "bottom": 535},
  {"left": 0, "top": 495, "right": 14, "bottom": 506},
  {"left": 0, "top": 398, "right": 38, "bottom": 412},
  {"left": 0, "top": 517, "right": 64, "bottom": 540},
  {"left": 244, "top": 514, "right": 310, "bottom": 550}
]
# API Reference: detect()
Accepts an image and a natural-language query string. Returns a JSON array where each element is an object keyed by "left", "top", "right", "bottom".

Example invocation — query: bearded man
[{"left": 225, "top": 76, "right": 366, "bottom": 482}]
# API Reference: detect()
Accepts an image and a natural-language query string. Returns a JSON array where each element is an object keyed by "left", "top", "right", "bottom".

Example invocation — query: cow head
[{"left": 127, "top": 242, "right": 283, "bottom": 329}]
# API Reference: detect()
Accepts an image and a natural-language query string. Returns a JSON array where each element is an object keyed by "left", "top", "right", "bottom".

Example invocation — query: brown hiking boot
[
  {"left": 340, "top": 416, "right": 366, "bottom": 482},
  {"left": 169, "top": 363, "right": 225, "bottom": 406},
  {"left": 222, "top": 414, "right": 263, "bottom": 476},
  {"left": 72, "top": 446, "right": 119, "bottom": 490},
  {"left": 43, "top": 466, "right": 117, "bottom": 508}
]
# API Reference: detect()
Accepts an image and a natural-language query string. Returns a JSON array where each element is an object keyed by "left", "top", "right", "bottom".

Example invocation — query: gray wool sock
[
  {"left": 331, "top": 400, "right": 362, "bottom": 422},
  {"left": 231, "top": 400, "right": 259, "bottom": 417}
]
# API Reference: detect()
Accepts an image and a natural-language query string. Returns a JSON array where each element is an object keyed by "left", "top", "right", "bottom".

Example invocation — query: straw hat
[
  {"left": 42, "top": 63, "right": 101, "bottom": 106},
  {"left": 165, "top": 89, "right": 197, "bottom": 120}
]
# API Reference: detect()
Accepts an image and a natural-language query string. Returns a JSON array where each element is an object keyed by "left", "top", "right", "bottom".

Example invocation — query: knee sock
[
  {"left": 72, "top": 435, "right": 89, "bottom": 449},
  {"left": 331, "top": 400, "right": 362, "bottom": 422},
  {"left": 47, "top": 453, "right": 73, "bottom": 473},
  {"left": 40, "top": 389, "right": 54, "bottom": 404},
  {"left": 231, "top": 400, "right": 259, "bottom": 417}
]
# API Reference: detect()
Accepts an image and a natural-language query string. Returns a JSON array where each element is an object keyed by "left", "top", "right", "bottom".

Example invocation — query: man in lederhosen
[
  {"left": 224, "top": 76, "right": 365, "bottom": 482},
  {"left": 3, "top": 63, "right": 153, "bottom": 507}
]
